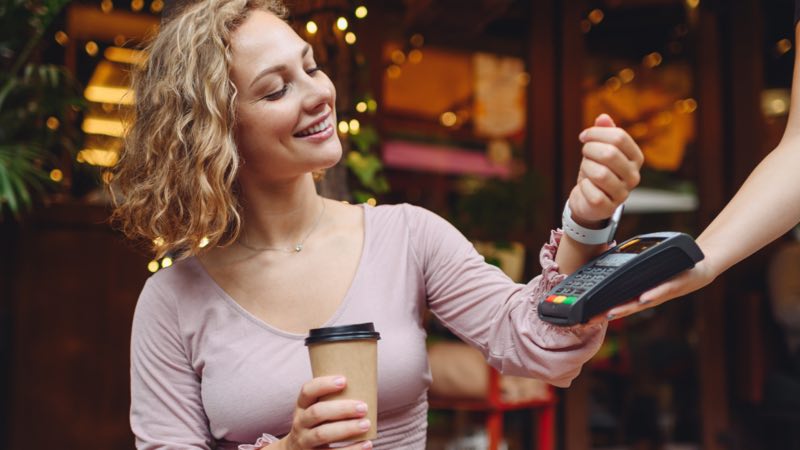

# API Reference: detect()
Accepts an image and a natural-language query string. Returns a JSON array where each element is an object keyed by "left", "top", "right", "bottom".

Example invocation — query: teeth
[{"left": 296, "top": 120, "right": 329, "bottom": 137}]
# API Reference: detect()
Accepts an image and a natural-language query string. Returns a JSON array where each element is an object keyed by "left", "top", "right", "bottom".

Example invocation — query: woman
[
  {"left": 112, "top": 1, "right": 644, "bottom": 448},
  {"left": 608, "top": 2, "right": 800, "bottom": 320}
]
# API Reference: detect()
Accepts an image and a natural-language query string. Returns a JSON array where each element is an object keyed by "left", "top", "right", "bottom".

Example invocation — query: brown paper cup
[{"left": 305, "top": 323, "right": 380, "bottom": 441}]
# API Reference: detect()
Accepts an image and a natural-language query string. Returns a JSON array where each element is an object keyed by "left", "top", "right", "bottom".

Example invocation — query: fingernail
[
  {"left": 639, "top": 297, "right": 651, "bottom": 304},
  {"left": 355, "top": 402, "right": 368, "bottom": 413},
  {"left": 334, "top": 376, "right": 346, "bottom": 387},
  {"left": 358, "top": 419, "right": 371, "bottom": 430},
  {"left": 606, "top": 313, "right": 616, "bottom": 321},
  {"left": 362, "top": 441, "right": 373, "bottom": 449},
  {"left": 579, "top": 130, "right": 588, "bottom": 141}
]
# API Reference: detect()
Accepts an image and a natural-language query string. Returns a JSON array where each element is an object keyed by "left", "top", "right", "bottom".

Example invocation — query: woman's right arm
[
  {"left": 130, "top": 279, "right": 215, "bottom": 449},
  {"left": 606, "top": 22, "right": 800, "bottom": 318},
  {"left": 131, "top": 279, "right": 372, "bottom": 450}
]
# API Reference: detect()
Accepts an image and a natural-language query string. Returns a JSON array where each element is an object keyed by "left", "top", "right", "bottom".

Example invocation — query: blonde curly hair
[{"left": 110, "top": 0, "right": 288, "bottom": 259}]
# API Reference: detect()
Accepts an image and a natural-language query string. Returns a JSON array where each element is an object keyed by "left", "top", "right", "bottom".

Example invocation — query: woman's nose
[{"left": 301, "top": 74, "right": 334, "bottom": 113}]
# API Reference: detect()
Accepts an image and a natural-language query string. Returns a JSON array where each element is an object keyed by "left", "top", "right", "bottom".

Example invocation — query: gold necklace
[{"left": 239, "top": 198, "right": 326, "bottom": 253}]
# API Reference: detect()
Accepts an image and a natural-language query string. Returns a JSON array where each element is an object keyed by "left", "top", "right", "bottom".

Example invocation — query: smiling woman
[
  {"left": 110, "top": 1, "right": 646, "bottom": 449},
  {"left": 230, "top": 15, "right": 341, "bottom": 189}
]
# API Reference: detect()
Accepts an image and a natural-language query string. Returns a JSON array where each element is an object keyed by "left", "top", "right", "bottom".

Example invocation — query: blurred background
[{"left": 1, "top": 0, "right": 799, "bottom": 449}]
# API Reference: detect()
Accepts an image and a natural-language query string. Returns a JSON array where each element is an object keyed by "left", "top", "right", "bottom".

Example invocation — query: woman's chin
[{"left": 317, "top": 148, "right": 344, "bottom": 169}]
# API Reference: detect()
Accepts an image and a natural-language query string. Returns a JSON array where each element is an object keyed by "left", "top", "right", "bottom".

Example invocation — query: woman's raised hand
[
  {"left": 569, "top": 114, "right": 644, "bottom": 225},
  {"left": 278, "top": 376, "right": 372, "bottom": 450}
]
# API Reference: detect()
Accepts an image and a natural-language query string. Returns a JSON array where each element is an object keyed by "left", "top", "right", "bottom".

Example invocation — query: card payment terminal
[{"left": 539, "top": 232, "right": 704, "bottom": 326}]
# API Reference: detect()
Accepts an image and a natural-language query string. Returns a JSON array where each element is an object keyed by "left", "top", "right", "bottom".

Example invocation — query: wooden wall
[{"left": 3, "top": 204, "right": 149, "bottom": 450}]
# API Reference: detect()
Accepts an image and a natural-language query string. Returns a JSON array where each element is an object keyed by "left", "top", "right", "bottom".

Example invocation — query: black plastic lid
[{"left": 304, "top": 322, "right": 381, "bottom": 346}]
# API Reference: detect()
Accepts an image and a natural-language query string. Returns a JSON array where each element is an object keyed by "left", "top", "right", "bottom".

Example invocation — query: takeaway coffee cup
[{"left": 304, "top": 322, "right": 381, "bottom": 440}]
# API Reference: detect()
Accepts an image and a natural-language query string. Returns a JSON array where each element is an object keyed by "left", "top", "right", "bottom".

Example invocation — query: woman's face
[{"left": 229, "top": 10, "right": 340, "bottom": 186}]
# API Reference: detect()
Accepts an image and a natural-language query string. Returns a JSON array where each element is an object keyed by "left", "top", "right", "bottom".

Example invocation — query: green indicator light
[{"left": 563, "top": 296, "right": 578, "bottom": 305}]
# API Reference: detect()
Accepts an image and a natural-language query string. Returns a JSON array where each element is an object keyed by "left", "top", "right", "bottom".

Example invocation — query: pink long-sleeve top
[{"left": 130, "top": 203, "right": 607, "bottom": 449}]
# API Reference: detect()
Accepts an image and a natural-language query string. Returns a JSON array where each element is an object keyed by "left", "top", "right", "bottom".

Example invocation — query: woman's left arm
[
  {"left": 555, "top": 114, "right": 644, "bottom": 275},
  {"left": 408, "top": 115, "right": 642, "bottom": 387}
]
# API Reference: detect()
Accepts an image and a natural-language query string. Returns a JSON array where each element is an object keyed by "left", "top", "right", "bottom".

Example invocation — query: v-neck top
[{"left": 130, "top": 203, "right": 606, "bottom": 449}]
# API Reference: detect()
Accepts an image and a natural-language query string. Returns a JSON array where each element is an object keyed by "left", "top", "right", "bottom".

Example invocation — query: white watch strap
[{"left": 562, "top": 201, "right": 623, "bottom": 245}]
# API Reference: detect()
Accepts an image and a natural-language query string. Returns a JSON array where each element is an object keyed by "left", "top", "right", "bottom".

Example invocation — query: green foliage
[
  {"left": 0, "top": 0, "right": 82, "bottom": 220},
  {"left": 0, "top": 144, "right": 49, "bottom": 212},
  {"left": 453, "top": 170, "right": 546, "bottom": 243},
  {"left": 344, "top": 124, "right": 389, "bottom": 203}
]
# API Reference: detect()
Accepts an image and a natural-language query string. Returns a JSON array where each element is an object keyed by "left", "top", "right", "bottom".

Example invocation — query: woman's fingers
[
  {"left": 605, "top": 264, "right": 716, "bottom": 320},
  {"left": 341, "top": 440, "right": 373, "bottom": 449},
  {"left": 582, "top": 141, "right": 641, "bottom": 190},
  {"left": 579, "top": 158, "right": 629, "bottom": 204},
  {"left": 297, "top": 399, "right": 368, "bottom": 429},
  {"left": 295, "top": 418, "right": 372, "bottom": 448},
  {"left": 586, "top": 314, "right": 608, "bottom": 326},
  {"left": 579, "top": 126, "right": 645, "bottom": 168},
  {"left": 570, "top": 178, "right": 616, "bottom": 222},
  {"left": 288, "top": 376, "right": 373, "bottom": 449},
  {"left": 638, "top": 273, "right": 693, "bottom": 305},
  {"left": 296, "top": 375, "right": 346, "bottom": 409},
  {"left": 604, "top": 299, "right": 647, "bottom": 321},
  {"left": 593, "top": 113, "right": 616, "bottom": 128},
  {"left": 569, "top": 117, "right": 642, "bottom": 224}
]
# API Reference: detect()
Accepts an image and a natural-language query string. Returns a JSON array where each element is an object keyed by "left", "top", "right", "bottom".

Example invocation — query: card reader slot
[
  {"left": 585, "top": 248, "right": 694, "bottom": 318},
  {"left": 537, "top": 312, "right": 571, "bottom": 326}
]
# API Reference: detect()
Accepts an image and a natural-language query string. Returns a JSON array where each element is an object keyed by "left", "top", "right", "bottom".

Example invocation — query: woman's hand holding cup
[{"left": 279, "top": 376, "right": 372, "bottom": 449}]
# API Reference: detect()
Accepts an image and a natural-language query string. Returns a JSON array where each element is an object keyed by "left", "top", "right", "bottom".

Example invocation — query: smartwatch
[{"left": 561, "top": 201, "right": 623, "bottom": 245}]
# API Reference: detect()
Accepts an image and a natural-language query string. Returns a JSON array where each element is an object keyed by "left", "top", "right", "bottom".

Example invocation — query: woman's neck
[{"left": 237, "top": 174, "right": 324, "bottom": 250}]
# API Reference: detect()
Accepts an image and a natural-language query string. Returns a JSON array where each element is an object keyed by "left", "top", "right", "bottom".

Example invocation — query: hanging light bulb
[
  {"left": 348, "top": 119, "right": 360, "bottom": 134},
  {"left": 54, "top": 31, "right": 69, "bottom": 46},
  {"left": 306, "top": 20, "right": 318, "bottom": 35},
  {"left": 440, "top": 112, "right": 457, "bottom": 127},
  {"left": 588, "top": 9, "right": 604, "bottom": 24},
  {"left": 46, "top": 117, "right": 60, "bottom": 130},
  {"left": 85, "top": 41, "right": 99, "bottom": 56}
]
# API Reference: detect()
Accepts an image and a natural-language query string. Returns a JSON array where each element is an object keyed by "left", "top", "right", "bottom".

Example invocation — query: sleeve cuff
[
  {"left": 538, "top": 229, "right": 568, "bottom": 291},
  {"left": 532, "top": 229, "right": 608, "bottom": 334},
  {"left": 238, "top": 433, "right": 280, "bottom": 450}
]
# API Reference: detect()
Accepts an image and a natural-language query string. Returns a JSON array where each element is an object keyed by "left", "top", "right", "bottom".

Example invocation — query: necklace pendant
[{"left": 294, "top": 244, "right": 303, "bottom": 252}]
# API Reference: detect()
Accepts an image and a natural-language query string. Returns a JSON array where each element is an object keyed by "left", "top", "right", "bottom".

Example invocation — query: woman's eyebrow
[{"left": 249, "top": 44, "right": 311, "bottom": 88}]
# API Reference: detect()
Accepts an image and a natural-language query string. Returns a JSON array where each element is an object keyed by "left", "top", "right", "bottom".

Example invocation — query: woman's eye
[
  {"left": 263, "top": 85, "right": 288, "bottom": 101},
  {"left": 306, "top": 65, "right": 324, "bottom": 75}
]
